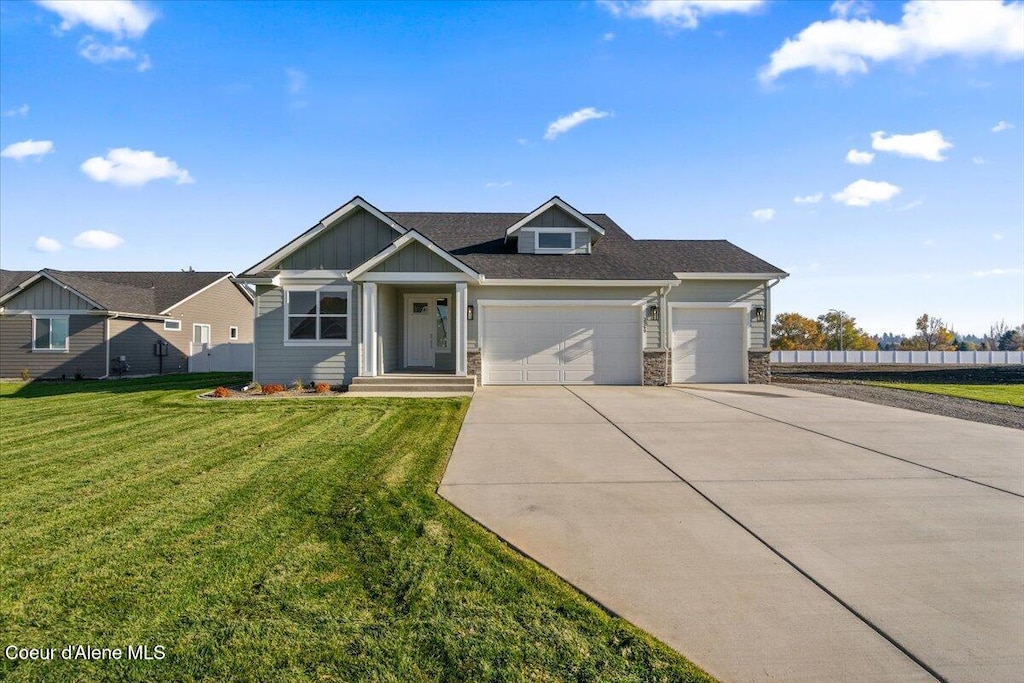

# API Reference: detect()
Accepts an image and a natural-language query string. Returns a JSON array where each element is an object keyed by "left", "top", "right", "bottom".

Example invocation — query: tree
[
  {"left": 998, "top": 327, "right": 1024, "bottom": 351},
  {"left": 983, "top": 319, "right": 1010, "bottom": 351},
  {"left": 816, "top": 310, "right": 876, "bottom": 350},
  {"left": 771, "top": 312, "right": 825, "bottom": 350},
  {"left": 901, "top": 313, "right": 956, "bottom": 351}
]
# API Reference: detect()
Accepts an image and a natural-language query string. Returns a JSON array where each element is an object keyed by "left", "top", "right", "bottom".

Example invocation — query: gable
[
  {"left": 524, "top": 205, "right": 586, "bottom": 229},
  {"left": 2, "top": 277, "right": 96, "bottom": 311},
  {"left": 277, "top": 208, "right": 398, "bottom": 271},
  {"left": 369, "top": 240, "right": 461, "bottom": 273}
]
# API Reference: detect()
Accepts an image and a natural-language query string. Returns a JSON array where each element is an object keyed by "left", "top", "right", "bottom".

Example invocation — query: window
[
  {"left": 435, "top": 298, "right": 450, "bottom": 351},
  {"left": 164, "top": 320, "right": 182, "bottom": 331},
  {"left": 285, "top": 286, "right": 351, "bottom": 345},
  {"left": 32, "top": 316, "right": 69, "bottom": 352},
  {"left": 193, "top": 324, "right": 211, "bottom": 344},
  {"left": 229, "top": 326, "right": 239, "bottom": 340},
  {"left": 535, "top": 229, "right": 575, "bottom": 253}
]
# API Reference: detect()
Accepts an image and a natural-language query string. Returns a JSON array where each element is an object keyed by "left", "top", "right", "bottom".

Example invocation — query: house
[
  {"left": 237, "top": 195, "right": 787, "bottom": 389},
  {"left": 0, "top": 270, "right": 254, "bottom": 379}
]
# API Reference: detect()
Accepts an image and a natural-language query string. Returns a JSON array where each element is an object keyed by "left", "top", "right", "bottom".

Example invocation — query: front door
[{"left": 406, "top": 298, "right": 434, "bottom": 367}]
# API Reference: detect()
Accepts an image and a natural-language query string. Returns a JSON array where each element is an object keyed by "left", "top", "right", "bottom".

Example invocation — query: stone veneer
[
  {"left": 643, "top": 349, "right": 670, "bottom": 386},
  {"left": 747, "top": 349, "right": 771, "bottom": 384},
  {"left": 467, "top": 350, "right": 481, "bottom": 386}
]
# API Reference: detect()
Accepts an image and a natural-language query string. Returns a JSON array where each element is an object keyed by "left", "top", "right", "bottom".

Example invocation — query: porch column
[
  {"left": 362, "top": 282, "right": 378, "bottom": 377},
  {"left": 455, "top": 282, "right": 468, "bottom": 376}
]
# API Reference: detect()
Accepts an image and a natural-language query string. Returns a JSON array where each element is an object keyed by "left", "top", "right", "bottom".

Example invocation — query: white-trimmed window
[
  {"left": 32, "top": 315, "right": 69, "bottom": 352},
  {"left": 229, "top": 326, "right": 239, "bottom": 340},
  {"left": 284, "top": 286, "right": 351, "bottom": 345},
  {"left": 164, "top": 319, "right": 182, "bottom": 332},
  {"left": 193, "top": 324, "right": 211, "bottom": 344},
  {"left": 534, "top": 229, "right": 576, "bottom": 254}
]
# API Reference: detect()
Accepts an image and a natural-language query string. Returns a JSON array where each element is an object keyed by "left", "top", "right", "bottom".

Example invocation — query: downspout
[
  {"left": 99, "top": 312, "right": 118, "bottom": 379},
  {"left": 660, "top": 282, "right": 678, "bottom": 349},
  {"left": 764, "top": 278, "right": 783, "bottom": 350}
]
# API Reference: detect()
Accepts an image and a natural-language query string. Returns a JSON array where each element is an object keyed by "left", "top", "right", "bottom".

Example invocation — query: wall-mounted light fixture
[
  {"left": 751, "top": 306, "right": 765, "bottom": 323},
  {"left": 645, "top": 303, "right": 660, "bottom": 321},
  {"left": 467, "top": 304, "right": 475, "bottom": 321}
]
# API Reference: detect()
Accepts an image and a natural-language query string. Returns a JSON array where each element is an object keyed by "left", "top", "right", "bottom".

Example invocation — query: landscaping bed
[{"left": 199, "top": 380, "right": 346, "bottom": 399}]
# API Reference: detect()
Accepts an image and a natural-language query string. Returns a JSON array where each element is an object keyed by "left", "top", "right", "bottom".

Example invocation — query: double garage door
[
  {"left": 482, "top": 305, "right": 641, "bottom": 385},
  {"left": 671, "top": 307, "right": 746, "bottom": 383}
]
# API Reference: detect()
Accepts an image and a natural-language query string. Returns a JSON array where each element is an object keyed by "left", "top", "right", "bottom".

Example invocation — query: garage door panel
[
  {"left": 483, "top": 305, "right": 641, "bottom": 385},
  {"left": 672, "top": 308, "right": 745, "bottom": 384}
]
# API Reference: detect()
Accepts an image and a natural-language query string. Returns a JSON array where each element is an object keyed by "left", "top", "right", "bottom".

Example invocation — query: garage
[
  {"left": 672, "top": 306, "right": 746, "bottom": 383},
  {"left": 481, "top": 305, "right": 641, "bottom": 385}
]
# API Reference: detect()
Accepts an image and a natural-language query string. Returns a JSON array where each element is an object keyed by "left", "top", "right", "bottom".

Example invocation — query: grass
[
  {"left": 867, "top": 382, "right": 1024, "bottom": 408},
  {"left": 0, "top": 373, "right": 712, "bottom": 683}
]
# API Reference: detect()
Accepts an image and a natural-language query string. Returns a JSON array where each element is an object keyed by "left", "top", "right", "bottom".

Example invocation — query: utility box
[{"left": 154, "top": 341, "right": 169, "bottom": 357}]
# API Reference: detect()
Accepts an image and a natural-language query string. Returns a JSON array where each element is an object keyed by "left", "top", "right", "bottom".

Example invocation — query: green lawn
[
  {"left": 0, "top": 374, "right": 711, "bottom": 683},
  {"left": 867, "top": 382, "right": 1024, "bottom": 407}
]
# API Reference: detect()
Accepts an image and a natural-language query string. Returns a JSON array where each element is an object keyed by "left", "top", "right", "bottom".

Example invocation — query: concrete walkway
[{"left": 438, "top": 385, "right": 1024, "bottom": 683}]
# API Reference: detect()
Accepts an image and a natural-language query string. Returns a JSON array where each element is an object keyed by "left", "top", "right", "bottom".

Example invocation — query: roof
[{"left": 0, "top": 269, "right": 248, "bottom": 315}]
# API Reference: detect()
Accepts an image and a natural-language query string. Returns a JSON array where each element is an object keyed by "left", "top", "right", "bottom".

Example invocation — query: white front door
[{"left": 405, "top": 298, "right": 434, "bottom": 367}]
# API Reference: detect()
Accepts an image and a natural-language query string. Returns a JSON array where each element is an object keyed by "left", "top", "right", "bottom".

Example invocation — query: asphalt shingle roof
[
  {"left": 0, "top": 270, "right": 235, "bottom": 315},
  {"left": 386, "top": 212, "right": 786, "bottom": 280}
]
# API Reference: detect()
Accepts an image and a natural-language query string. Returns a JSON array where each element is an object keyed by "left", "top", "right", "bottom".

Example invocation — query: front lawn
[
  {"left": 867, "top": 382, "right": 1024, "bottom": 408},
  {"left": 0, "top": 374, "right": 711, "bottom": 683}
]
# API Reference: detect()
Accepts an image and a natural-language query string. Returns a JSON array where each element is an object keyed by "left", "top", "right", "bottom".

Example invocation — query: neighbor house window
[
  {"left": 535, "top": 229, "right": 575, "bottom": 253},
  {"left": 285, "top": 286, "right": 351, "bottom": 345},
  {"left": 32, "top": 316, "right": 69, "bottom": 352},
  {"left": 229, "top": 326, "right": 239, "bottom": 340},
  {"left": 193, "top": 324, "right": 211, "bottom": 344},
  {"left": 164, "top": 320, "right": 182, "bottom": 331}
]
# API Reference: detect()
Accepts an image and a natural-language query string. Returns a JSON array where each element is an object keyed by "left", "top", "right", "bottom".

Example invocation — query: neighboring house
[
  {"left": 238, "top": 195, "right": 787, "bottom": 388},
  {"left": 0, "top": 270, "right": 253, "bottom": 379}
]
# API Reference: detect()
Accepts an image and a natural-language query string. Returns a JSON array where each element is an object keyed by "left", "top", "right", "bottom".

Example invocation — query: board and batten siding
[
  {"left": 669, "top": 280, "right": 768, "bottom": 349},
  {"left": 254, "top": 284, "right": 359, "bottom": 385},
  {"left": 278, "top": 209, "right": 398, "bottom": 271},
  {"left": 370, "top": 241, "right": 460, "bottom": 273},
  {"left": 0, "top": 314, "right": 106, "bottom": 378},
  {"left": 3, "top": 278, "right": 95, "bottom": 310},
  {"left": 467, "top": 285, "right": 660, "bottom": 350}
]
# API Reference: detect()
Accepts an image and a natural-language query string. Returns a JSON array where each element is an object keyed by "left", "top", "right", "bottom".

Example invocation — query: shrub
[
  {"left": 211, "top": 386, "right": 231, "bottom": 398},
  {"left": 315, "top": 382, "right": 331, "bottom": 394},
  {"left": 262, "top": 384, "right": 285, "bottom": 395},
  {"left": 292, "top": 378, "right": 306, "bottom": 392},
  {"left": 19, "top": 368, "right": 30, "bottom": 382},
  {"left": 247, "top": 381, "right": 262, "bottom": 393}
]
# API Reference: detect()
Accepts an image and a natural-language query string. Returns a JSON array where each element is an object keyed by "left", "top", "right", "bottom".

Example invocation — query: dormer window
[{"left": 535, "top": 229, "right": 576, "bottom": 254}]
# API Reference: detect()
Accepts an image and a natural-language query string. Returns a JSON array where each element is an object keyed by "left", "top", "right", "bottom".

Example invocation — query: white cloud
[
  {"left": 871, "top": 129, "right": 952, "bottom": 161},
  {"left": 599, "top": 0, "right": 765, "bottom": 30},
  {"left": 485, "top": 181, "right": 512, "bottom": 188},
  {"left": 79, "top": 37, "right": 137, "bottom": 64},
  {"left": 73, "top": 230, "right": 124, "bottom": 249},
  {"left": 972, "top": 155, "right": 986, "bottom": 165},
  {"left": 846, "top": 148, "right": 875, "bottom": 164},
  {"left": 544, "top": 107, "right": 611, "bottom": 141},
  {"left": 752, "top": 208, "right": 776, "bottom": 222},
  {"left": 1, "top": 139, "right": 54, "bottom": 161},
  {"left": 760, "top": 0, "right": 1024, "bottom": 83},
  {"left": 603, "top": 31, "right": 616, "bottom": 41},
  {"left": 830, "top": 0, "right": 873, "bottom": 19},
  {"left": 993, "top": 232, "right": 1004, "bottom": 240},
  {"left": 897, "top": 199, "right": 924, "bottom": 211},
  {"left": 992, "top": 120, "right": 1015, "bottom": 132},
  {"left": 136, "top": 53, "right": 152, "bottom": 72},
  {"left": 285, "top": 68, "right": 308, "bottom": 94},
  {"left": 33, "top": 236, "right": 61, "bottom": 253},
  {"left": 80, "top": 147, "right": 194, "bottom": 186},
  {"left": 794, "top": 192, "right": 824, "bottom": 204},
  {"left": 832, "top": 178, "right": 901, "bottom": 206},
  {"left": 4, "top": 104, "right": 30, "bottom": 117},
  {"left": 972, "top": 268, "right": 1023, "bottom": 278},
  {"left": 36, "top": 0, "right": 156, "bottom": 39},
  {"left": 516, "top": 138, "right": 529, "bottom": 145}
]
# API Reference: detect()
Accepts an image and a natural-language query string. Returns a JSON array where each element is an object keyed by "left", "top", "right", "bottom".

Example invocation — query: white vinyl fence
[
  {"left": 771, "top": 350, "right": 1024, "bottom": 365},
  {"left": 189, "top": 342, "right": 253, "bottom": 373}
]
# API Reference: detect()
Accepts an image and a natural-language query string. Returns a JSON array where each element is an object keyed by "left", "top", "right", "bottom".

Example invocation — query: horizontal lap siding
[
  {"left": 165, "top": 278, "right": 253, "bottom": 349},
  {"left": 109, "top": 319, "right": 188, "bottom": 375},
  {"left": 254, "top": 285, "right": 359, "bottom": 385},
  {"left": 669, "top": 281, "right": 767, "bottom": 349},
  {"left": 3, "top": 279, "right": 94, "bottom": 310},
  {"left": 0, "top": 314, "right": 106, "bottom": 379}
]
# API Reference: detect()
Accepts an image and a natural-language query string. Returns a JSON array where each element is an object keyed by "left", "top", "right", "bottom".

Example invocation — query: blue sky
[{"left": 1, "top": 0, "right": 1021, "bottom": 335}]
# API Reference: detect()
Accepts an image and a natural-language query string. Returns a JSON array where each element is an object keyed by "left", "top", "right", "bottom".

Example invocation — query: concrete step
[
  {"left": 350, "top": 375, "right": 476, "bottom": 386},
  {"left": 346, "top": 382, "right": 475, "bottom": 394}
]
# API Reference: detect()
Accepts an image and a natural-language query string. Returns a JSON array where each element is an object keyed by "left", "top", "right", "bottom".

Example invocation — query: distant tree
[
  {"left": 876, "top": 332, "right": 906, "bottom": 350},
  {"left": 771, "top": 312, "right": 825, "bottom": 350},
  {"left": 816, "top": 310, "right": 876, "bottom": 350},
  {"left": 956, "top": 339, "right": 979, "bottom": 351},
  {"left": 984, "top": 320, "right": 1010, "bottom": 351},
  {"left": 998, "top": 327, "right": 1024, "bottom": 351},
  {"left": 901, "top": 313, "right": 956, "bottom": 351}
]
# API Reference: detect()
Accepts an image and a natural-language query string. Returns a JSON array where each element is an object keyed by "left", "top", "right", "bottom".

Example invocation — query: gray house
[
  {"left": 238, "top": 195, "right": 787, "bottom": 390},
  {"left": 0, "top": 270, "right": 253, "bottom": 379}
]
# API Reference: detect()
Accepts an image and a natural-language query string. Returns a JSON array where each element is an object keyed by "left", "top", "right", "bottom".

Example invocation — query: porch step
[{"left": 347, "top": 375, "right": 476, "bottom": 394}]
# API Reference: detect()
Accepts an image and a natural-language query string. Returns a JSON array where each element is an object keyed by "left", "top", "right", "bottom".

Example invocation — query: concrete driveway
[{"left": 438, "top": 384, "right": 1024, "bottom": 683}]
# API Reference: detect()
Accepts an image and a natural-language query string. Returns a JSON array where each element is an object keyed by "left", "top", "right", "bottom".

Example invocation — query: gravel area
[{"left": 773, "top": 366, "right": 1024, "bottom": 430}]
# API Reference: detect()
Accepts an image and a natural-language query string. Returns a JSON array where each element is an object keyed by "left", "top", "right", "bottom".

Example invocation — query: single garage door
[
  {"left": 482, "top": 305, "right": 641, "bottom": 385},
  {"left": 672, "top": 307, "right": 745, "bottom": 383}
]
